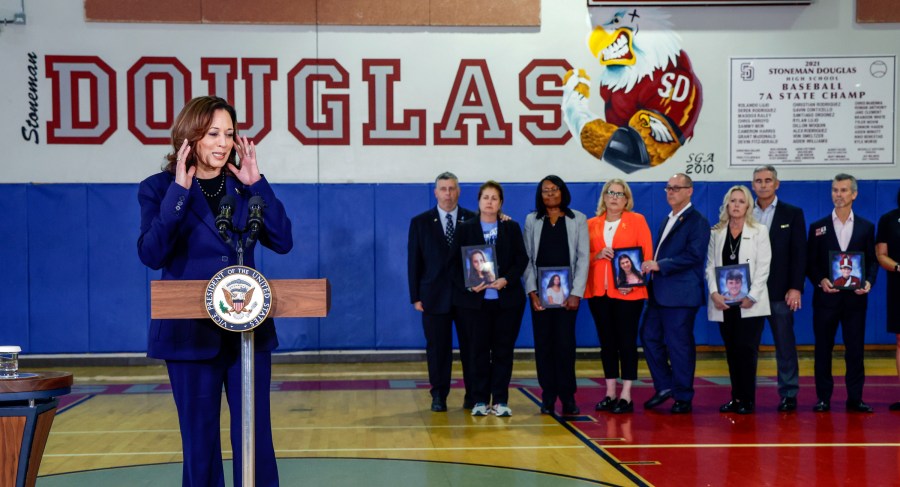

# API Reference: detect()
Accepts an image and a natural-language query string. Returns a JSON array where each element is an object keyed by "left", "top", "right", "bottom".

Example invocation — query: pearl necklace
[{"left": 197, "top": 173, "right": 225, "bottom": 198}]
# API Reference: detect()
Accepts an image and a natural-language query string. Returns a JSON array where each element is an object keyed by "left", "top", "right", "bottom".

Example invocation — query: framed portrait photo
[
  {"left": 613, "top": 247, "right": 646, "bottom": 288},
  {"left": 715, "top": 263, "right": 751, "bottom": 305},
  {"left": 538, "top": 267, "right": 571, "bottom": 308},
  {"left": 829, "top": 251, "right": 864, "bottom": 290},
  {"left": 462, "top": 244, "right": 498, "bottom": 289}
]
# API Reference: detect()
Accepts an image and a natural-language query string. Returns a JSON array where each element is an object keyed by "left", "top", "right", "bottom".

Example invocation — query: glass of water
[{"left": 0, "top": 346, "right": 21, "bottom": 379}]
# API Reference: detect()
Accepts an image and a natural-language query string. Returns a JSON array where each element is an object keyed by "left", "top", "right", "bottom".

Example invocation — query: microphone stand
[
  {"left": 235, "top": 236, "right": 254, "bottom": 487},
  {"left": 217, "top": 200, "right": 262, "bottom": 487}
]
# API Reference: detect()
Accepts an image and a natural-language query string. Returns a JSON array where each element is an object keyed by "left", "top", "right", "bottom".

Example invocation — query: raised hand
[
  {"left": 230, "top": 135, "right": 262, "bottom": 186},
  {"left": 174, "top": 139, "right": 195, "bottom": 189}
]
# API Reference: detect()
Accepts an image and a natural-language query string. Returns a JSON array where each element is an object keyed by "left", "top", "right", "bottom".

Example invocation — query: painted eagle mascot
[{"left": 562, "top": 7, "right": 703, "bottom": 173}]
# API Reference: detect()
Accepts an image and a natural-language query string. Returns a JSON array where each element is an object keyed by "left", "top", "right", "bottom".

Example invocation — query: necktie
[{"left": 445, "top": 213, "right": 455, "bottom": 245}]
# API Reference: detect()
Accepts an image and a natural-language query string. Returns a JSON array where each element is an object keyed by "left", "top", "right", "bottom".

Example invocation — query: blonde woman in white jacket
[{"left": 705, "top": 185, "right": 772, "bottom": 415}]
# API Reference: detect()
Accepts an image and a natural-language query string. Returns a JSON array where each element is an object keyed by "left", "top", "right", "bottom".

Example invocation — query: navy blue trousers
[
  {"left": 640, "top": 302, "right": 699, "bottom": 402},
  {"left": 167, "top": 347, "right": 278, "bottom": 487}
]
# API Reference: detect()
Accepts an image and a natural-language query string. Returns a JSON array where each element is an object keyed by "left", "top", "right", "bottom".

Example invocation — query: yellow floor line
[{"left": 45, "top": 445, "right": 586, "bottom": 457}]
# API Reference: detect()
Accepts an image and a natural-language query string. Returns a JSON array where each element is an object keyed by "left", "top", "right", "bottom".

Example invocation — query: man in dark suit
[
  {"left": 752, "top": 165, "right": 806, "bottom": 412},
  {"left": 408, "top": 172, "right": 476, "bottom": 412},
  {"left": 806, "top": 173, "right": 878, "bottom": 413},
  {"left": 639, "top": 173, "right": 710, "bottom": 414}
]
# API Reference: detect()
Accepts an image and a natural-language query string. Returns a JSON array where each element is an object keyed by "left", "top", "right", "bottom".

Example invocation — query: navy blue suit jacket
[
  {"left": 649, "top": 205, "right": 710, "bottom": 308},
  {"left": 138, "top": 172, "right": 293, "bottom": 360},
  {"left": 806, "top": 212, "right": 877, "bottom": 309},
  {"left": 407, "top": 206, "right": 476, "bottom": 314}
]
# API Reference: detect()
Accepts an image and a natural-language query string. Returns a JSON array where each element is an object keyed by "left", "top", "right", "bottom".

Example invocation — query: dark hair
[
  {"left": 546, "top": 274, "right": 562, "bottom": 289},
  {"left": 616, "top": 254, "right": 642, "bottom": 287},
  {"left": 725, "top": 269, "right": 744, "bottom": 282},
  {"left": 535, "top": 175, "right": 571, "bottom": 218},
  {"left": 164, "top": 96, "right": 239, "bottom": 173},
  {"left": 478, "top": 180, "right": 504, "bottom": 203}
]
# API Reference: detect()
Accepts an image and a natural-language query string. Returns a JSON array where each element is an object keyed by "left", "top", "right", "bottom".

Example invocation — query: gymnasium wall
[
  {"left": 0, "top": 0, "right": 898, "bottom": 354},
  {"left": 1, "top": 179, "right": 898, "bottom": 354}
]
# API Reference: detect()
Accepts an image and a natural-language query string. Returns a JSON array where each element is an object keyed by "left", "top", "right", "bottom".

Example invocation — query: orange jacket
[{"left": 585, "top": 211, "right": 654, "bottom": 301}]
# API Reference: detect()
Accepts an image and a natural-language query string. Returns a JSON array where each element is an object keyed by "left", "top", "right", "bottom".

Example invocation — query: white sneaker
[
  {"left": 492, "top": 403, "right": 512, "bottom": 417},
  {"left": 471, "top": 403, "right": 489, "bottom": 416}
]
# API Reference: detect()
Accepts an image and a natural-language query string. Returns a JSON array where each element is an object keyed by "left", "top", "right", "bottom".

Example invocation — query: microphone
[
  {"left": 245, "top": 195, "right": 265, "bottom": 246},
  {"left": 216, "top": 194, "right": 236, "bottom": 244}
]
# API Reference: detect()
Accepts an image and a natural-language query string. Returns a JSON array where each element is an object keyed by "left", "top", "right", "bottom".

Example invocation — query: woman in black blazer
[{"left": 453, "top": 180, "right": 528, "bottom": 417}]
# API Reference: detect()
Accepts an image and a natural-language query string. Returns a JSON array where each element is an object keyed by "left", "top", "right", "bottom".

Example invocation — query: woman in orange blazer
[{"left": 586, "top": 179, "right": 653, "bottom": 414}]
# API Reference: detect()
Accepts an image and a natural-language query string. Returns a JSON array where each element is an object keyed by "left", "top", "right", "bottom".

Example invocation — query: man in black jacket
[
  {"left": 408, "top": 172, "right": 476, "bottom": 412},
  {"left": 752, "top": 165, "right": 806, "bottom": 412}
]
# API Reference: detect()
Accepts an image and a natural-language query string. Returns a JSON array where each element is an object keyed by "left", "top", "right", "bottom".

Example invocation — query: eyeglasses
[
  {"left": 664, "top": 185, "right": 690, "bottom": 193},
  {"left": 541, "top": 187, "right": 560, "bottom": 195},
  {"left": 605, "top": 190, "right": 626, "bottom": 199}
]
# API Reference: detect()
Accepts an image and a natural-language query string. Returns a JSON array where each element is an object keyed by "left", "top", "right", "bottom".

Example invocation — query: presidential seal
[{"left": 205, "top": 265, "right": 273, "bottom": 332}]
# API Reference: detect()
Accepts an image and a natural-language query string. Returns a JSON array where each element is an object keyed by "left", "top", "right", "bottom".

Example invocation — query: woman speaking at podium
[{"left": 138, "top": 96, "right": 293, "bottom": 486}]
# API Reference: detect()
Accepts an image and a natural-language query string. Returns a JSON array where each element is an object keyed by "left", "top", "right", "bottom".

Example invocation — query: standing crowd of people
[{"left": 407, "top": 167, "right": 900, "bottom": 418}]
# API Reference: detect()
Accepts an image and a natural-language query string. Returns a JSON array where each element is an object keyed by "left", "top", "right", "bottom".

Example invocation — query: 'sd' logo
[{"left": 205, "top": 265, "right": 273, "bottom": 332}]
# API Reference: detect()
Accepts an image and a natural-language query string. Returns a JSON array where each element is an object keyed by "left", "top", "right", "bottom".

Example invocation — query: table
[{"left": 0, "top": 371, "right": 73, "bottom": 487}]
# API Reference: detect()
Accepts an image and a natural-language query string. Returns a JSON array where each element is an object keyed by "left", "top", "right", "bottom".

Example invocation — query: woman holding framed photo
[
  {"left": 523, "top": 175, "right": 589, "bottom": 415},
  {"left": 705, "top": 185, "right": 772, "bottom": 415},
  {"left": 452, "top": 181, "right": 528, "bottom": 417},
  {"left": 585, "top": 179, "right": 653, "bottom": 414}
]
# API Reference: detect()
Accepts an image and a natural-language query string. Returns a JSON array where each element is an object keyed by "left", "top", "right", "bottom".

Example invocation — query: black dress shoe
[
  {"left": 644, "top": 390, "right": 672, "bottom": 409},
  {"left": 562, "top": 403, "right": 581, "bottom": 415},
  {"left": 813, "top": 400, "right": 830, "bottom": 412},
  {"left": 890, "top": 401, "right": 900, "bottom": 411},
  {"left": 719, "top": 399, "right": 740, "bottom": 413},
  {"left": 431, "top": 398, "right": 447, "bottom": 412},
  {"left": 671, "top": 400, "right": 692, "bottom": 414},
  {"left": 719, "top": 400, "right": 739, "bottom": 413},
  {"left": 736, "top": 402, "right": 755, "bottom": 415},
  {"left": 846, "top": 400, "right": 874, "bottom": 413},
  {"left": 777, "top": 397, "right": 797, "bottom": 412},
  {"left": 540, "top": 405, "right": 553, "bottom": 414},
  {"left": 595, "top": 396, "right": 616, "bottom": 411},
  {"left": 611, "top": 399, "right": 634, "bottom": 414}
]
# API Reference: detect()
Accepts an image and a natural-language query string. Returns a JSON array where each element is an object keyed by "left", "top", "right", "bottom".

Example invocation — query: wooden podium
[
  {"left": 151, "top": 278, "right": 330, "bottom": 320},
  {"left": 0, "top": 371, "right": 73, "bottom": 487},
  {"left": 151, "top": 277, "right": 330, "bottom": 486}
]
